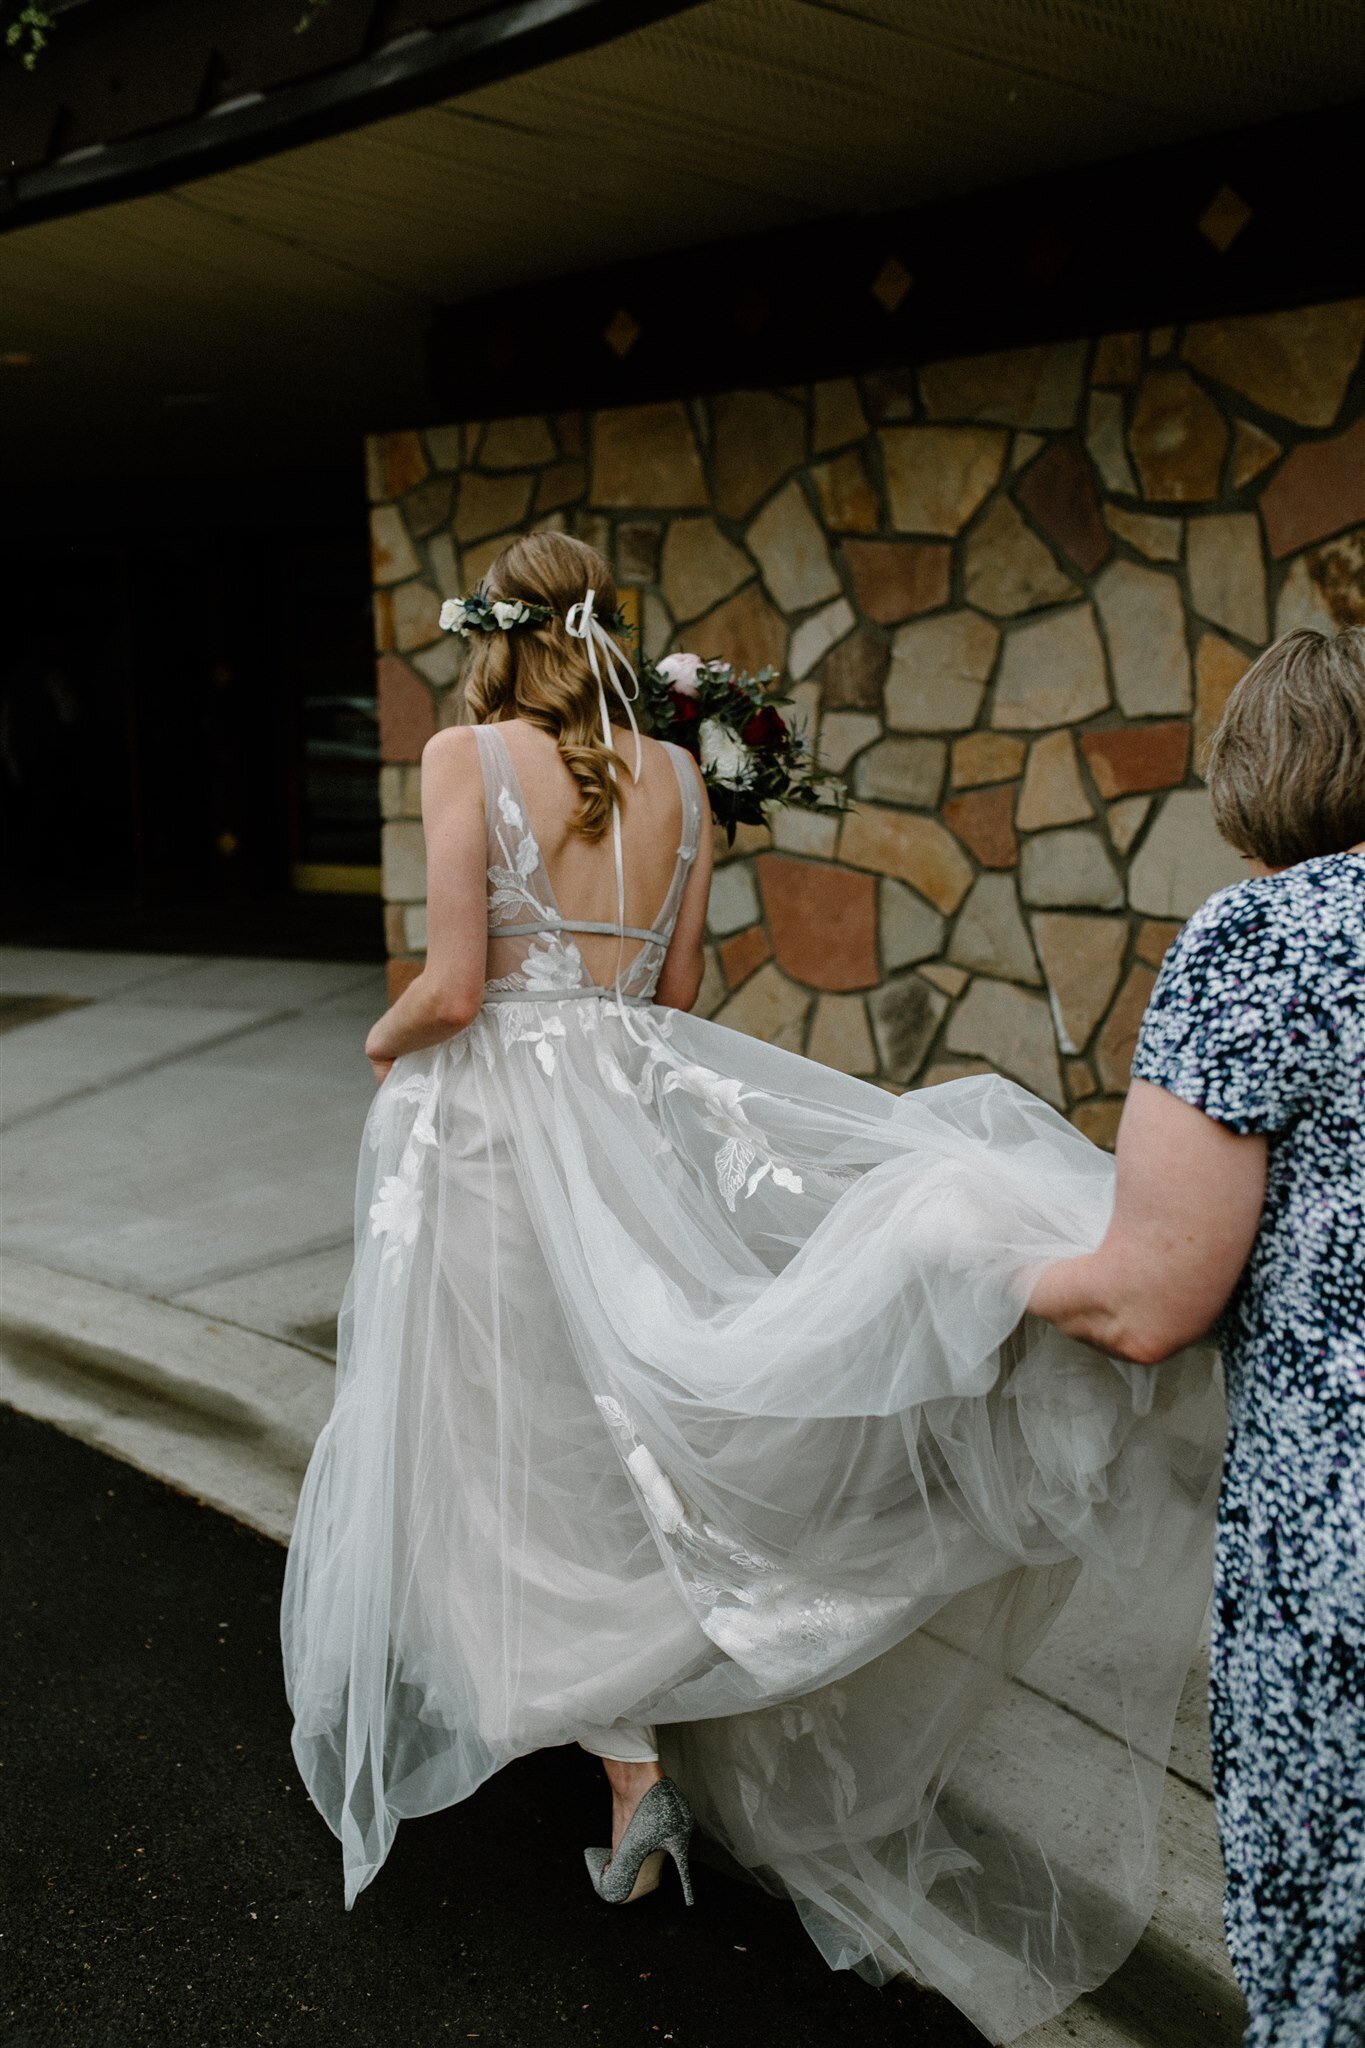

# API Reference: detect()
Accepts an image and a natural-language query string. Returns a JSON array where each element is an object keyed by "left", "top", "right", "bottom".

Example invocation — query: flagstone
[
  {"left": 615, "top": 521, "right": 661, "bottom": 583},
  {"left": 376, "top": 430, "right": 428, "bottom": 498},
  {"left": 1091, "top": 331, "right": 1144, "bottom": 386},
  {"left": 1231, "top": 420, "right": 1281, "bottom": 489},
  {"left": 816, "top": 710, "right": 881, "bottom": 772},
  {"left": 1260, "top": 417, "right": 1365, "bottom": 559},
  {"left": 757, "top": 855, "right": 879, "bottom": 990},
  {"left": 712, "top": 390, "right": 807, "bottom": 519},
  {"left": 1016, "top": 730, "right": 1092, "bottom": 830},
  {"left": 990, "top": 605, "right": 1108, "bottom": 729},
  {"left": 1020, "top": 828, "right": 1124, "bottom": 910},
  {"left": 869, "top": 974, "right": 947, "bottom": 1084},
  {"left": 886, "top": 610, "right": 1000, "bottom": 732},
  {"left": 770, "top": 807, "right": 839, "bottom": 857},
  {"left": 790, "top": 598, "right": 855, "bottom": 680},
  {"left": 1182, "top": 299, "right": 1365, "bottom": 427},
  {"left": 706, "top": 860, "right": 761, "bottom": 936},
  {"left": 963, "top": 495, "right": 1079, "bottom": 616},
  {"left": 718, "top": 924, "right": 771, "bottom": 991},
  {"left": 713, "top": 961, "right": 810, "bottom": 1053},
  {"left": 391, "top": 580, "right": 445, "bottom": 654},
  {"left": 688, "top": 582, "right": 788, "bottom": 677},
  {"left": 454, "top": 471, "right": 534, "bottom": 544},
  {"left": 412, "top": 636, "right": 463, "bottom": 689},
  {"left": 1070, "top": 1098, "right": 1123, "bottom": 1150},
  {"left": 1186, "top": 512, "right": 1268, "bottom": 642},
  {"left": 1093, "top": 560, "right": 1192, "bottom": 715},
  {"left": 1127, "top": 790, "right": 1245, "bottom": 917},
  {"left": 404, "top": 477, "right": 453, "bottom": 536},
  {"left": 1095, "top": 963, "right": 1159, "bottom": 1092},
  {"left": 1081, "top": 722, "right": 1190, "bottom": 799},
  {"left": 1135, "top": 919, "right": 1181, "bottom": 968},
  {"left": 881, "top": 425, "right": 1006, "bottom": 535},
  {"left": 944, "top": 978, "right": 1063, "bottom": 1105},
  {"left": 381, "top": 818, "right": 426, "bottom": 900},
  {"left": 423, "top": 424, "right": 463, "bottom": 471},
  {"left": 660, "top": 517, "right": 751, "bottom": 622},
  {"left": 807, "top": 993, "right": 878, "bottom": 1076},
  {"left": 949, "top": 874, "right": 1040, "bottom": 985},
  {"left": 592, "top": 401, "right": 708, "bottom": 507},
  {"left": 843, "top": 539, "right": 952, "bottom": 624},
  {"left": 1031, "top": 913, "right": 1127, "bottom": 1053},
  {"left": 944, "top": 784, "right": 1018, "bottom": 868},
  {"left": 842, "top": 806, "right": 973, "bottom": 913},
  {"left": 951, "top": 732, "right": 1026, "bottom": 789},
  {"left": 812, "top": 451, "right": 881, "bottom": 532},
  {"left": 853, "top": 738, "right": 946, "bottom": 808},
  {"left": 1128, "top": 366, "right": 1228, "bottom": 501},
  {"left": 1014, "top": 438, "right": 1111, "bottom": 575},
  {"left": 536, "top": 460, "right": 588, "bottom": 514},
  {"left": 820, "top": 628, "right": 889, "bottom": 710},
  {"left": 1106, "top": 796, "right": 1152, "bottom": 854},
  {"left": 478, "top": 414, "right": 556, "bottom": 469},
  {"left": 920, "top": 963, "right": 969, "bottom": 997},
  {"left": 811, "top": 378, "right": 869, "bottom": 454},
  {"left": 1065, "top": 1057, "right": 1099, "bottom": 1100},
  {"left": 919, "top": 339, "right": 1087, "bottom": 429},
  {"left": 1086, "top": 391, "right": 1139, "bottom": 495},
  {"left": 1105, "top": 505, "right": 1182, "bottom": 561},
  {"left": 748, "top": 480, "right": 842, "bottom": 613},
  {"left": 879, "top": 878, "right": 947, "bottom": 970},
  {"left": 377, "top": 654, "right": 436, "bottom": 764},
  {"left": 370, "top": 505, "right": 420, "bottom": 586}
]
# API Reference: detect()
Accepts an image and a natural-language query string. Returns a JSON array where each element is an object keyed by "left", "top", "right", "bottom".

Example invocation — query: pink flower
[{"left": 656, "top": 651, "right": 704, "bottom": 697}]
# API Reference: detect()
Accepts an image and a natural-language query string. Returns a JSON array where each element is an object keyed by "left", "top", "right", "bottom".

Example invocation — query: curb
[{"left": 0, "top": 1249, "right": 1244, "bottom": 2045}]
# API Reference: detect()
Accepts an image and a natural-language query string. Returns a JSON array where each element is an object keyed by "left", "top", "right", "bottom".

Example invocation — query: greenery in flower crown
[
  {"left": 439, "top": 592, "right": 630, "bottom": 638},
  {"left": 639, "top": 651, "right": 849, "bottom": 844}
]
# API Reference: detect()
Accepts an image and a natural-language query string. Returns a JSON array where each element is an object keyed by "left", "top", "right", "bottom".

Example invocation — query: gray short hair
[{"left": 1204, "top": 626, "right": 1365, "bottom": 867}]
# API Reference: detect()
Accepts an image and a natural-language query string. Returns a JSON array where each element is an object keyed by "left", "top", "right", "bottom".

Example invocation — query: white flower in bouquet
[
  {"left": 656, "top": 651, "right": 705, "bottom": 697},
  {"left": 492, "top": 599, "right": 530, "bottom": 629},
  {"left": 699, "top": 718, "right": 753, "bottom": 790},
  {"left": 439, "top": 598, "right": 469, "bottom": 634}
]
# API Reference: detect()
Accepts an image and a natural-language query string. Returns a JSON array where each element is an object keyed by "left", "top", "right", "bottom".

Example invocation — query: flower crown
[{"left": 439, "top": 590, "right": 628, "bottom": 638}]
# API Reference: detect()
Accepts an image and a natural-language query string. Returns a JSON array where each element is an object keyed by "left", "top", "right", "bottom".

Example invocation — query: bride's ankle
[{"left": 604, "top": 1758, "right": 664, "bottom": 1807}]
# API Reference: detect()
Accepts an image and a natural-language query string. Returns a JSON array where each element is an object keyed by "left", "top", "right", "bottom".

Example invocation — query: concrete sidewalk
[{"left": 0, "top": 944, "right": 1246, "bottom": 2047}]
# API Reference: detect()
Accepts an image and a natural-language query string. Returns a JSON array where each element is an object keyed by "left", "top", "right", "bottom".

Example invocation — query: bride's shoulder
[{"left": 420, "top": 723, "right": 485, "bottom": 802}]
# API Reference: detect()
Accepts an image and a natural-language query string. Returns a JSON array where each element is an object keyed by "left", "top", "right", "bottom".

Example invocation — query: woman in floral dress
[{"left": 1031, "top": 626, "right": 1365, "bottom": 2045}]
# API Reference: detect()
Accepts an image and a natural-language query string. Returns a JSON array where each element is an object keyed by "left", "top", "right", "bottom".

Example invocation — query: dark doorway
[{"left": 0, "top": 466, "right": 383, "bottom": 961}]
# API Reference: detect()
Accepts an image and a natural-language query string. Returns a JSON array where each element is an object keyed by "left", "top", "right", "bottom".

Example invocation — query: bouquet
[{"left": 640, "top": 652, "right": 848, "bottom": 843}]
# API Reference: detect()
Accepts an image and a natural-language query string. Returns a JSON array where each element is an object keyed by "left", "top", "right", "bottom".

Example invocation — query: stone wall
[{"left": 367, "top": 296, "right": 1365, "bottom": 1145}]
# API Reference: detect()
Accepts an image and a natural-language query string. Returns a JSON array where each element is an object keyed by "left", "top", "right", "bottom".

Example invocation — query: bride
[{"left": 281, "top": 530, "right": 1222, "bottom": 2042}]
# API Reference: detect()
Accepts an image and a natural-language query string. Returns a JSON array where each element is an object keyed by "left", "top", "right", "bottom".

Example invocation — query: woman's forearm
[
  {"left": 1027, "top": 1251, "right": 1162, "bottom": 1364},
  {"left": 365, "top": 969, "right": 479, "bottom": 1063}
]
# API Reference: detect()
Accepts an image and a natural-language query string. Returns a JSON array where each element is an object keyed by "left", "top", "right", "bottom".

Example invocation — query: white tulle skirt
[{"left": 281, "top": 995, "right": 1221, "bottom": 2042}]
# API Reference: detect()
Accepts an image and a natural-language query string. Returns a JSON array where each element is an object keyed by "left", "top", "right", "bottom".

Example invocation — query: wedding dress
[{"left": 281, "top": 722, "right": 1221, "bottom": 2042}]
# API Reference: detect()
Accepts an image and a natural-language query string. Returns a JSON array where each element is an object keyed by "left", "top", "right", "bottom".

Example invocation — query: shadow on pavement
[{"left": 1, "top": 1410, "right": 985, "bottom": 2048}]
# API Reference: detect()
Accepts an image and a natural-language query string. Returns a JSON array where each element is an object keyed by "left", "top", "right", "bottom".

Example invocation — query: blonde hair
[
  {"left": 1203, "top": 626, "right": 1365, "bottom": 867},
  {"left": 461, "top": 531, "right": 632, "bottom": 841}
]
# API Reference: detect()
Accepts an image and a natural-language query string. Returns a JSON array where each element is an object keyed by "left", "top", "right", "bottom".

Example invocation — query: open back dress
[{"left": 281, "top": 721, "right": 1223, "bottom": 2043}]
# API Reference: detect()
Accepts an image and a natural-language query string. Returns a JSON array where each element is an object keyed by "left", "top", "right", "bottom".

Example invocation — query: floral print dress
[{"left": 1131, "top": 852, "right": 1365, "bottom": 2046}]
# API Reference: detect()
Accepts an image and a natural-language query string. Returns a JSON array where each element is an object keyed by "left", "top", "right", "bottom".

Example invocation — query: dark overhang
[{"left": 0, "top": 0, "right": 703, "bottom": 231}]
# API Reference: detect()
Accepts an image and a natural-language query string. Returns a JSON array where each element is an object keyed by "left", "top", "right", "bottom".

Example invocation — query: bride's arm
[
  {"left": 1027, "top": 1080, "right": 1266, "bottom": 1365},
  {"left": 654, "top": 760, "right": 715, "bottom": 1011},
  {"left": 364, "top": 728, "right": 489, "bottom": 1076}
]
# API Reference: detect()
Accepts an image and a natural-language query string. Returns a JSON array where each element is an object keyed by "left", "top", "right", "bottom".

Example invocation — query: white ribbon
[{"left": 564, "top": 589, "right": 647, "bottom": 1021}]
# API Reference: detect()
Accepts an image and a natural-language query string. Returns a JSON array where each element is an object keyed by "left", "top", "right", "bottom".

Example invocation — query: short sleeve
[{"left": 1130, "top": 879, "right": 1330, "bottom": 1136}]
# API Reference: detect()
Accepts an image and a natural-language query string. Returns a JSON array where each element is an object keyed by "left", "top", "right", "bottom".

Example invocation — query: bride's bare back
[{"left": 491, "top": 716, "right": 705, "bottom": 991}]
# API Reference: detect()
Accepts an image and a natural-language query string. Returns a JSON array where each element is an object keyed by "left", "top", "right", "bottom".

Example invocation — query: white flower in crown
[
  {"left": 699, "top": 717, "right": 753, "bottom": 790},
  {"left": 439, "top": 598, "right": 469, "bottom": 634},
  {"left": 492, "top": 599, "right": 530, "bottom": 629}
]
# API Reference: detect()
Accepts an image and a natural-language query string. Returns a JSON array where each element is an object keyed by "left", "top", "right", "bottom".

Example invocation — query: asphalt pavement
[{"left": 1, "top": 1408, "right": 985, "bottom": 2048}]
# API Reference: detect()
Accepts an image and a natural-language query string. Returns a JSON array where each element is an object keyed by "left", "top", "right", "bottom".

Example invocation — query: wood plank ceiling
[{"left": 3, "top": 0, "right": 1363, "bottom": 479}]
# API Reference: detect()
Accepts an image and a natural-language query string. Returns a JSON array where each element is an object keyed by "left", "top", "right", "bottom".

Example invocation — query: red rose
[
  {"left": 741, "top": 705, "right": 787, "bottom": 749},
  {"left": 669, "top": 691, "right": 701, "bottom": 726}
]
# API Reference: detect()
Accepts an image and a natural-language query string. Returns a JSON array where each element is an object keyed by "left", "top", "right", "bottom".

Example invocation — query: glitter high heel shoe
[{"left": 583, "top": 1778, "right": 695, "bottom": 1906}]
